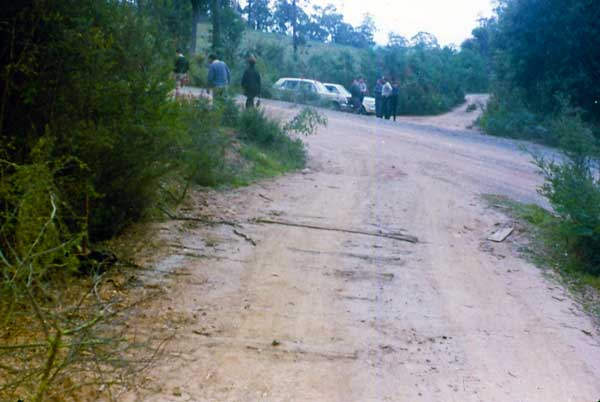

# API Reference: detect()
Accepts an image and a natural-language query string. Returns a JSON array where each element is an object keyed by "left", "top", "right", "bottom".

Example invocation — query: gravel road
[{"left": 124, "top": 95, "right": 600, "bottom": 402}]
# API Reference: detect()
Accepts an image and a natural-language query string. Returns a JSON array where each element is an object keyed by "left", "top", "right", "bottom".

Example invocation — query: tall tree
[
  {"left": 244, "top": 0, "right": 272, "bottom": 30},
  {"left": 387, "top": 32, "right": 408, "bottom": 48},
  {"left": 211, "top": 0, "right": 221, "bottom": 51},
  {"left": 492, "top": 0, "right": 600, "bottom": 120},
  {"left": 191, "top": 0, "right": 209, "bottom": 53},
  {"left": 291, "top": 0, "right": 299, "bottom": 58},
  {"left": 310, "top": 4, "right": 343, "bottom": 42}
]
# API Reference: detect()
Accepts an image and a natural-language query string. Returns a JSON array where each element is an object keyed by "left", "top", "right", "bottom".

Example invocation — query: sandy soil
[{"left": 121, "top": 97, "right": 600, "bottom": 402}]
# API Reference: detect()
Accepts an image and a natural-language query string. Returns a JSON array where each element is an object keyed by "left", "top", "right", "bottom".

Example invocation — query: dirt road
[{"left": 125, "top": 96, "right": 600, "bottom": 402}]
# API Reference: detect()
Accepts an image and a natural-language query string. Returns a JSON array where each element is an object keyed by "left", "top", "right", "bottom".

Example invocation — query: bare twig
[{"left": 259, "top": 193, "right": 274, "bottom": 202}]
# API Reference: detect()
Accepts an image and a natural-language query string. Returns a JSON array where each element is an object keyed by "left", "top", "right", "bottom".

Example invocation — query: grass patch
[
  {"left": 483, "top": 194, "right": 600, "bottom": 322},
  {"left": 237, "top": 143, "right": 300, "bottom": 183}
]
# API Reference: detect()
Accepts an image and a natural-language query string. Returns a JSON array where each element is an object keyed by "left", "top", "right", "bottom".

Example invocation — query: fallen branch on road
[
  {"left": 233, "top": 230, "right": 257, "bottom": 246},
  {"left": 253, "top": 218, "right": 419, "bottom": 244},
  {"left": 158, "top": 206, "right": 239, "bottom": 227}
]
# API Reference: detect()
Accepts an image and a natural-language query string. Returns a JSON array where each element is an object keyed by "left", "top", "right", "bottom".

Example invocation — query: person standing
[
  {"left": 207, "top": 54, "right": 231, "bottom": 102},
  {"left": 390, "top": 80, "right": 400, "bottom": 121},
  {"left": 350, "top": 79, "right": 362, "bottom": 113},
  {"left": 174, "top": 49, "right": 189, "bottom": 96},
  {"left": 374, "top": 78, "right": 383, "bottom": 118},
  {"left": 381, "top": 78, "right": 393, "bottom": 120},
  {"left": 359, "top": 77, "right": 368, "bottom": 104},
  {"left": 241, "top": 56, "right": 261, "bottom": 109}
]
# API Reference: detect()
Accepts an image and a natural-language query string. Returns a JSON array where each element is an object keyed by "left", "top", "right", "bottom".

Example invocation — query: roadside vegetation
[
  {"left": 477, "top": 1, "right": 599, "bottom": 146},
  {"left": 470, "top": 0, "right": 600, "bottom": 280},
  {"left": 484, "top": 194, "right": 600, "bottom": 324},
  {"left": 0, "top": 1, "right": 323, "bottom": 400}
]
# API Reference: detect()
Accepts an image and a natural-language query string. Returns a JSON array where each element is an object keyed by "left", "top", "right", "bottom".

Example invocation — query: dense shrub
[
  {"left": 537, "top": 113, "right": 600, "bottom": 275},
  {"left": 0, "top": 0, "right": 184, "bottom": 241},
  {"left": 478, "top": 90, "right": 551, "bottom": 143}
]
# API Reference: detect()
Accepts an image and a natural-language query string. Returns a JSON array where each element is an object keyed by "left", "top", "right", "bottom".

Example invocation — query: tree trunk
[
  {"left": 191, "top": 2, "right": 201, "bottom": 54},
  {"left": 211, "top": 0, "right": 221, "bottom": 52},
  {"left": 247, "top": 0, "right": 253, "bottom": 29},
  {"left": 292, "top": 0, "right": 297, "bottom": 59}
]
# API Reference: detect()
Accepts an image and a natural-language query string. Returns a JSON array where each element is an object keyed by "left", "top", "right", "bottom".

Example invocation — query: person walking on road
[
  {"left": 381, "top": 78, "right": 393, "bottom": 120},
  {"left": 241, "top": 56, "right": 261, "bottom": 109},
  {"left": 207, "top": 54, "right": 231, "bottom": 103}
]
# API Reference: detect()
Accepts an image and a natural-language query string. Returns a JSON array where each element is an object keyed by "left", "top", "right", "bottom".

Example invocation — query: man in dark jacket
[
  {"left": 241, "top": 56, "right": 261, "bottom": 109},
  {"left": 174, "top": 49, "right": 189, "bottom": 90},
  {"left": 350, "top": 79, "right": 362, "bottom": 113}
]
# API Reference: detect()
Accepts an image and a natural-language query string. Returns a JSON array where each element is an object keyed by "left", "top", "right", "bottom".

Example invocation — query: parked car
[
  {"left": 273, "top": 78, "right": 348, "bottom": 109},
  {"left": 323, "top": 83, "right": 375, "bottom": 115}
]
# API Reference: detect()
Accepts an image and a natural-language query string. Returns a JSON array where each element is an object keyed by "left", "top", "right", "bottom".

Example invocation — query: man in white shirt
[{"left": 381, "top": 78, "right": 393, "bottom": 120}]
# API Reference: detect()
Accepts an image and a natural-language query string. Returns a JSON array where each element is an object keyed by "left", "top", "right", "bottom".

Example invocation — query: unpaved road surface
[{"left": 124, "top": 95, "right": 600, "bottom": 402}]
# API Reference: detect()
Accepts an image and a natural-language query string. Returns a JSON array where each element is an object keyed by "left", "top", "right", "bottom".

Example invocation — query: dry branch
[
  {"left": 158, "top": 206, "right": 239, "bottom": 227},
  {"left": 233, "top": 230, "right": 257, "bottom": 246},
  {"left": 253, "top": 218, "right": 419, "bottom": 244}
]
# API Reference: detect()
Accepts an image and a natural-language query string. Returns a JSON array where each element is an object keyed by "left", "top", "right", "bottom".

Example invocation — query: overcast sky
[
  {"left": 325, "top": 0, "right": 496, "bottom": 46},
  {"left": 238, "top": 0, "right": 497, "bottom": 47}
]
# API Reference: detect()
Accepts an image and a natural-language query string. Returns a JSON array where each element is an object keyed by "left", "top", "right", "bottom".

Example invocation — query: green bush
[
  {"left": 238, "top": 108, "right": 282, "bottom": 145},
  {"left": 478, "top": 89, "right": 559, "bottom": 144},
  {"left": 236, "top": 107, "right": 326, "bottom": 175},
  {"left": 537, "top": 113, "right": 600, "bottom": 275}
]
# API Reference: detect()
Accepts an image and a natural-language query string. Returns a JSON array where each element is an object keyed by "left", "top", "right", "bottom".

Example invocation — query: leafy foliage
[
  {"left": 536, "top": 113, "right": 600, "bottom": 275},
  {"left": 480, "top": 0, "right": 600, "bottom": 143},
  {"left": 493, "top": 0, "right": 600, "bottom": 123}
]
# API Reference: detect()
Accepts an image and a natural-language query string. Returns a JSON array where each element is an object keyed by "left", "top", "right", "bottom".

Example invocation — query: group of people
[
  {"left": 351, "top": 77, "right": 399, "bottom": 120},
  {"left": 176, "top": 50, "right": 400, "bottom": 119},
  {"left": 174, "top": 50, "right": 262, "bottom": 109}
]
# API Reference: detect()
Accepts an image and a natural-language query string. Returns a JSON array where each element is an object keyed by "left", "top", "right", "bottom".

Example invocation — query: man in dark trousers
[
  {"left": 390, "top": 80, "right": 400, "bottom": 121},
  {"left": 241, "top": 56, "right": 261, "bottom": 109},
  {"left": 374, "top": 78, "right": 383, "bottom": 118},
  {"left": 350, "top": 79, "right": 362, "bottom": 113}
]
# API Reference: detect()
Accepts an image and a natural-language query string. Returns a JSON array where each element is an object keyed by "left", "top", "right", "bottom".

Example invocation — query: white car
[
  {"left": 273, "top": 78, "right": 348, "bottom": 109},
  {"left": 323, "top": 83, "right": 375, "bottom": 115}
]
